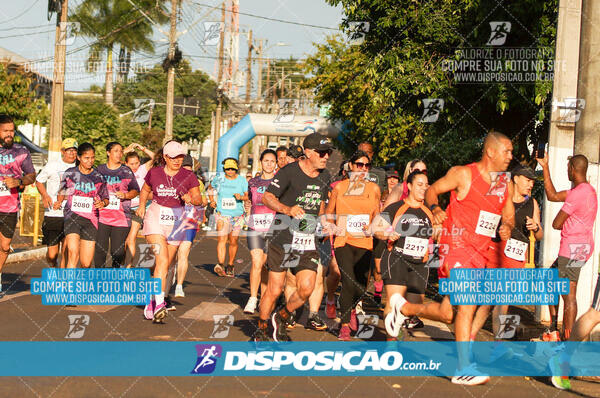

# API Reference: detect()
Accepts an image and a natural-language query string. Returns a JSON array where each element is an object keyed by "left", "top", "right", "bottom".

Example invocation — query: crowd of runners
[{"left": 0, "top": 113, "right": 599, "bottom": 388}]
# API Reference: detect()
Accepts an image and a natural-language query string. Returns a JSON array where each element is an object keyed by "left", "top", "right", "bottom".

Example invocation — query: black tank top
[{"left": 511, "top": 197, "right": 534, "bottom": 243}]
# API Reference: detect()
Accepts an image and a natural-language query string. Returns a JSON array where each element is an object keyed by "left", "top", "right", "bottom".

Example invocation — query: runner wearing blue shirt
[{"left": 209, "top": 158, "right": 248, "bottom": 277}]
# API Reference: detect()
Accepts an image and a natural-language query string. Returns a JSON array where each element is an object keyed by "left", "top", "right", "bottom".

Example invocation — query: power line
[
  {"left": 0, "top": 24, "right": 54, "bottom": 32},
  {"left": 192, "top": 1, "right": 340, "bottom": 31},
  {"left": 0, "top": 29, "right": 55, "bottom": 39},
  {"left": 0, "top": 0, "right": 41, "bottom": 25}
]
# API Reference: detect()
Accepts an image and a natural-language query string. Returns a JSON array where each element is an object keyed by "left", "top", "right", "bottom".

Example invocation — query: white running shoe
[
  {"left": 355, "top": 300, "right": 365, "bottom": 316},
  {"left": 174, "top": 285, "right": 185, "bottom": 298},
  {"left": 244, "top": 297, "right": 258, "bottom": 314},
  {"left": 385, "top": 293, "right": 407, "bottom": 337},
  {"left": 451, "top": 364, "right": 490, "bottom": 385}
]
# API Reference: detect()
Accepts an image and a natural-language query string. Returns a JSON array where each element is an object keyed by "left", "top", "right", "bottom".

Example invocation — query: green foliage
[
  {"left": 62, "top": 101, "right": 142, "bottom": 164},
  {"left": 307, "top": 0, "right": 558, "bottom": 180},
  {"left": 0, "top": 64, "right": 49, "bottom": 124},
  {"left": 114, "top": 60, "right": 217, "bottom": 143}
]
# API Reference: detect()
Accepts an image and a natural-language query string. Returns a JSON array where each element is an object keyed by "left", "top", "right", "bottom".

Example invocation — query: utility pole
[
  {"left": 211, "top": 2, "right": 226, "bottom": 171},
  {"left": 48, "top": 0, "right": 68, "bottom": 162},
  {"left": 266, "top": 59, "right": 271, "bottom": 106},
  {"left": 164, "top": 0, "right": 179, "bottom": 143},
  {"left": 240, "top": 29, "right": 252, "bottom": 173},
  {"left": 256, "top": 39, "right": 263, "bottom": 99}
]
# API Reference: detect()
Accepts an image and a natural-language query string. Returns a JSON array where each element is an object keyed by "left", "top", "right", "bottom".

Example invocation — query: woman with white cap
[
  {"left": 136, "top": 141, "right": 204, "bottom": 323},
  {"left": 208, "top": 157, "right": 248, "bottom": 277}
]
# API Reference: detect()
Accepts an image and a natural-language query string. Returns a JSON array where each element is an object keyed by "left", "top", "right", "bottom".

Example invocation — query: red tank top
[{"left": 441, "top": 163, "right": 509, "bottom": 253}]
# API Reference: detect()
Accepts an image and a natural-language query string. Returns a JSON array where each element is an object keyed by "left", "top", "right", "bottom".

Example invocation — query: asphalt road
[{"left": 0, "top": 234, "right": 598, "bottom": 397}]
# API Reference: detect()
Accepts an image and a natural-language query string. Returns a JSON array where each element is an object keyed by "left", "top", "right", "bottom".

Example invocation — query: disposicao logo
[{"left": 191, "top": 344, "right": 222, "bottom": 374}]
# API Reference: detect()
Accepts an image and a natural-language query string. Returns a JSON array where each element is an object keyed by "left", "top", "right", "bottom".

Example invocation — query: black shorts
[
  {"left": 130, "top": 208, "right": 144, "bottom": 226},
  {"left": 382, "top": 248, "right": 429, "bottom": 294},
  {"left": 42, "top": 216, "right": 65, "bottom": 246},
  {"left": 64, "top": 214, "right": 97, "bottom": 241},
  {"left": 552, "top": 256, "right": 585, "bottom": 282},
  {"left": 0, "top": 212, "right": 18, "bottom": 239},
  {"left": 317, "top": 237, "right": 332, "bottom": 270},
  {"left": 373, "top": 238, "right": 386, "bottom": 259},
  {"left": 267, "top": 243, "right": 320, "bottom": 274},
  {"left": 592, "top": 274, "right": 600, "bottom": 312},
  {"left": 247, "top": 230, "right": 268, "bottom": 252}
]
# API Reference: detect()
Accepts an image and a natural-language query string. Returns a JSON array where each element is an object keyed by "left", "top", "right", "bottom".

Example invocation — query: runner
[
  {"left": 253, "top": 133, "right": 332, "bottom": 342},
  {"left": 243, "top": 149, "right": 277, "bottom": 314},
  {"left": 94, "top": 142, "right": 139, "bottom": 268},
  {"left": 35, "top": 138, "right": 77, "bottom": 268},
  {"left": 470, "top": 164, "right": 543, "bottom": 338},
  {"left": 383, "top": 170, "right": 400, "bottom": 202},
  {"left": 174, "top": 155, "right": 207, "bottom": 298},
  {"left": 123, "top": 143, "right": 155, "bottom": 268},
  {"left": 137, "top": 141, "right": 203, "bottom": 323},
  {"left": 0, "top": 115, "right": 36, "bottom": 289},
  {"left": 373, "top": 170, "right": 433, "bottom": 341},
  {"left": 537, "top": 153, "right": 597, "bottom": 340},
  {"left": 55, "top": 143, "right": 109, "bottom": 269},
  {"left": 209, "top": 158, "right": 248, "bottom": 277},
  {"left": 324, "top": 150, "right": 381, "bottom": 340},
  {"left": 276, "top": 146, "right": 289, "bottom": 170},
  {"left": 423, "top": 130, "right": 515, "bottom": 385}
]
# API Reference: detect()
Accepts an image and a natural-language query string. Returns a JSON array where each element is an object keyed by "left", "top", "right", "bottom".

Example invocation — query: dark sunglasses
[
  {"left": 224, "top": 168, "right": 237, "bottom": 171},
  {"left": 353, "top": 161, "right": 372, "bottom": 169},
  {"left": 314, "top": 149, "right": 333, "bottom": 158}
]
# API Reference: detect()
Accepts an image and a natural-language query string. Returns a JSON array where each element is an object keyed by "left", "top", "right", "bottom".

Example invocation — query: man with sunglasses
[{"left": 254, "top": 133, "right": 332, "bottom": 341}]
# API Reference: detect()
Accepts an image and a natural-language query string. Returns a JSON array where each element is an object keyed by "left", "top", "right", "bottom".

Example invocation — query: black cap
[
  {"left": 386, "top": 170, "right": 400, "bottom": 179},
  {"left": 287, "top": 144, "right": 304, "bottom": 159},
  {"left": 182, "top": 155, "right": 194, "bottom": 168},
  {"left": 512, "top": 164, "right": 536, "bottom": 180},
  {"left": 303, "top": 133, "right": 333, "bottom": 151}
]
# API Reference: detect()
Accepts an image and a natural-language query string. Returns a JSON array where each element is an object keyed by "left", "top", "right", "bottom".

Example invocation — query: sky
[{"left": 0, "top": 0, "right": 344, "bottom": 93}]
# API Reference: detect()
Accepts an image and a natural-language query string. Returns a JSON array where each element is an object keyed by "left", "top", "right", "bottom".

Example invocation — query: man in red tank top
[{"left": 424, "top": 130, "right": 515, "bottom": 385}]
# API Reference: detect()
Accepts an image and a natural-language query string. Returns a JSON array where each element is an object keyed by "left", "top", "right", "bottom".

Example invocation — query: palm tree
[{"left": 72, "top": 0, "right": 168, "bottom": 105}]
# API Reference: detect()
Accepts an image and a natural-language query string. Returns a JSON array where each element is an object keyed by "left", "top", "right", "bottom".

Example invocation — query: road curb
[{"left": 6, "top": 247, "right": 47, "bottom": 264}]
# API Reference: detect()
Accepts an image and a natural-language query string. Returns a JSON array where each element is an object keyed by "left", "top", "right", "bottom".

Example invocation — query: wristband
[
  {"left": 429, "top": 204, "right": 439, "bottom": 211},
  {"left": 534, "top": 224, "right": 540, "bottom": 233}
]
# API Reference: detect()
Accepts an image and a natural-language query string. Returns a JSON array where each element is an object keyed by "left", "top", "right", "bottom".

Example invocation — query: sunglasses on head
[
  {"left": 353, "top": 161, "right": 371, "bottom": 169},
  {"left": 313, "top": 149, "right": 332, "bottom": 158}
]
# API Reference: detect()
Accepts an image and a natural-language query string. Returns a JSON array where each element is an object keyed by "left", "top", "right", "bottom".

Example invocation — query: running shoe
[
  {"left": 225, "top": 265, "right": 235, "bottom": 277},
  {"left": 174, "top": 284, "right": 185, "bottom": 298},
  {"left": 385, "top": 293, "right": 407, "bottom": 338},
  {"left": 214, "top": 264, "right": 227, "bottom": 277},
  {"left": 253, "top": 328, "right": 270, "bottom": 342},
  {"left": 286, "top": 311, "right": 298, "bottom": 329},
  {"left": 153, "top": 302, "right": 168, "bottom": 323},
  {"left": 355, "top": 301, "right": 365, "bottom": 316},
  {"left": 373, "top": 280, "right": 383, "bottom": 305},
  {"left": 271, "top": 312, "right": 291, "bottom": 342},
  {"left": 144, "top": 299, "right": 156, "bottom": 320},
  {"left": 326, "top": 300, "right": 337, "bottom": 319},
  {"left": 244, "top": 297, "right": 258, "bottom": 314},
  {"left": 165, "top": 296, "right": 176, "bottom": 311},
  {"left": 542, "top": 328, "right": 561, "bottom": 342},
  {"left": 307, "top": 313, "right": 328, "bottom": 331},
  {"left": 403, "top": 315, "right": 424, "bottom": 329},
  {"left": 549, "top": 351, "right": 571, "bottom": 390},
  {"left": 550, "top": 376, "right": 571, "bottom": 390},
  {"left": 451, "top": 364, "right": 490, "bottom": 385},
  {"left": 349, "top": 309, "right": 358, "bottom": 332},
  {"left": 338, "top": 324, "right": 351, "bottom": 341}
]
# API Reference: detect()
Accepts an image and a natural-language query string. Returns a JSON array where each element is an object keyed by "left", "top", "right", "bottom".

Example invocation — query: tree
[
  {"left": 114, "top": 60, "right": 217, "bottom": 143},
  {"left": 0, "top": 63, "right": 50, "bottom": 125},
  {"left": 62, "top": 101, "right": 142, "bottom": 164},
  {"left": 305, "top": 0, "right": 558, "bottom": 178},
  {"left": 71, "top": 0, "right": 168, "bottom": 105}
]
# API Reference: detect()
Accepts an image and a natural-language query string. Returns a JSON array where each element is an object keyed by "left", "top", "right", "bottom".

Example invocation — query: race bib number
[
  {"left": 252, "top": 213, "right": 274, "bottom": 231},
  {"left": 403, "top": 236, "right": 428, "bottom": 257},
  {"left": 475, "top": 210, "right": 501, "bottom": 237},
  {"left": 291, "top": 231, "right": 316, "bottom": 251},
  {"left": 105, "top": 195, "right": 120, "bottom": 210},
  {"left": 346, "top": 214, "right": 369, "bottom": 233},
  {"left": 221, "top": 197, "right": 237, "bottom": 210},
  {"left": 159, "top": 207, "right": 176, "bottom": 225},
  {"left": 0, "top": 181, "right": 10, "bottom": 197},
  {"left": 72, "top": 196, "right": 93, "bottom": 214},
  {"left": 504, "top": 238, "right": 527, "bottom": 261}
]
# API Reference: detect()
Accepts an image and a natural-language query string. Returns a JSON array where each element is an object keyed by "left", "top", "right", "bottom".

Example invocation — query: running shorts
[
  {"left": 438, "top": 232, "right": 490, "bottom": 279},
  {"left": 267, "top": 243, "right": 319, "bottom": 274},
  {"left": 373, "top": 238, "right": 386, "bottom": 259},
  {"left": 142, "top": 202, "right": 186, "bottom": 246},
  {"left": 130, "top": 207, "right": 144, "bottom": 226},
  {"left": 552, "top": 256, "right": 585, "bottom": 282},
  {"left": 216, "top": 212, "right": 244, "bottom": 231},
  {"left": 183, "top": 227, "right": 198, "bottom": 242},
  {"left": 382, "top": 247, "right": 429, "bottom": 294},
  {"left": 247, "top": 229, "right": 268, "bottom": 252},
  {"left": 42, "top": 216, "right": 65, "bottom": 246},
  {"left": 64, "top": 213, "right": 97, "bottom": 241},
  {"left": 0, "top": 211, "right": 17, "bottom": 239}
]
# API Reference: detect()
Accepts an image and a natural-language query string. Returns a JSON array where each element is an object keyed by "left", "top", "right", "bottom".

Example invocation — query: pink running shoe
[
  {"left": 349, "top": 309, "right": 358, "bottom": 331},
  {"left": 144, "top": 299, "right": 156, "bottom": 320},
  {"left": 153, "top": 302, "right": 167, "bottom": 323},
  {"left": 338, "top": 325, "right": 351, "bottom": 341},
  {"left": 326, "top": 300, "right": 337, "bottom": 319}
]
